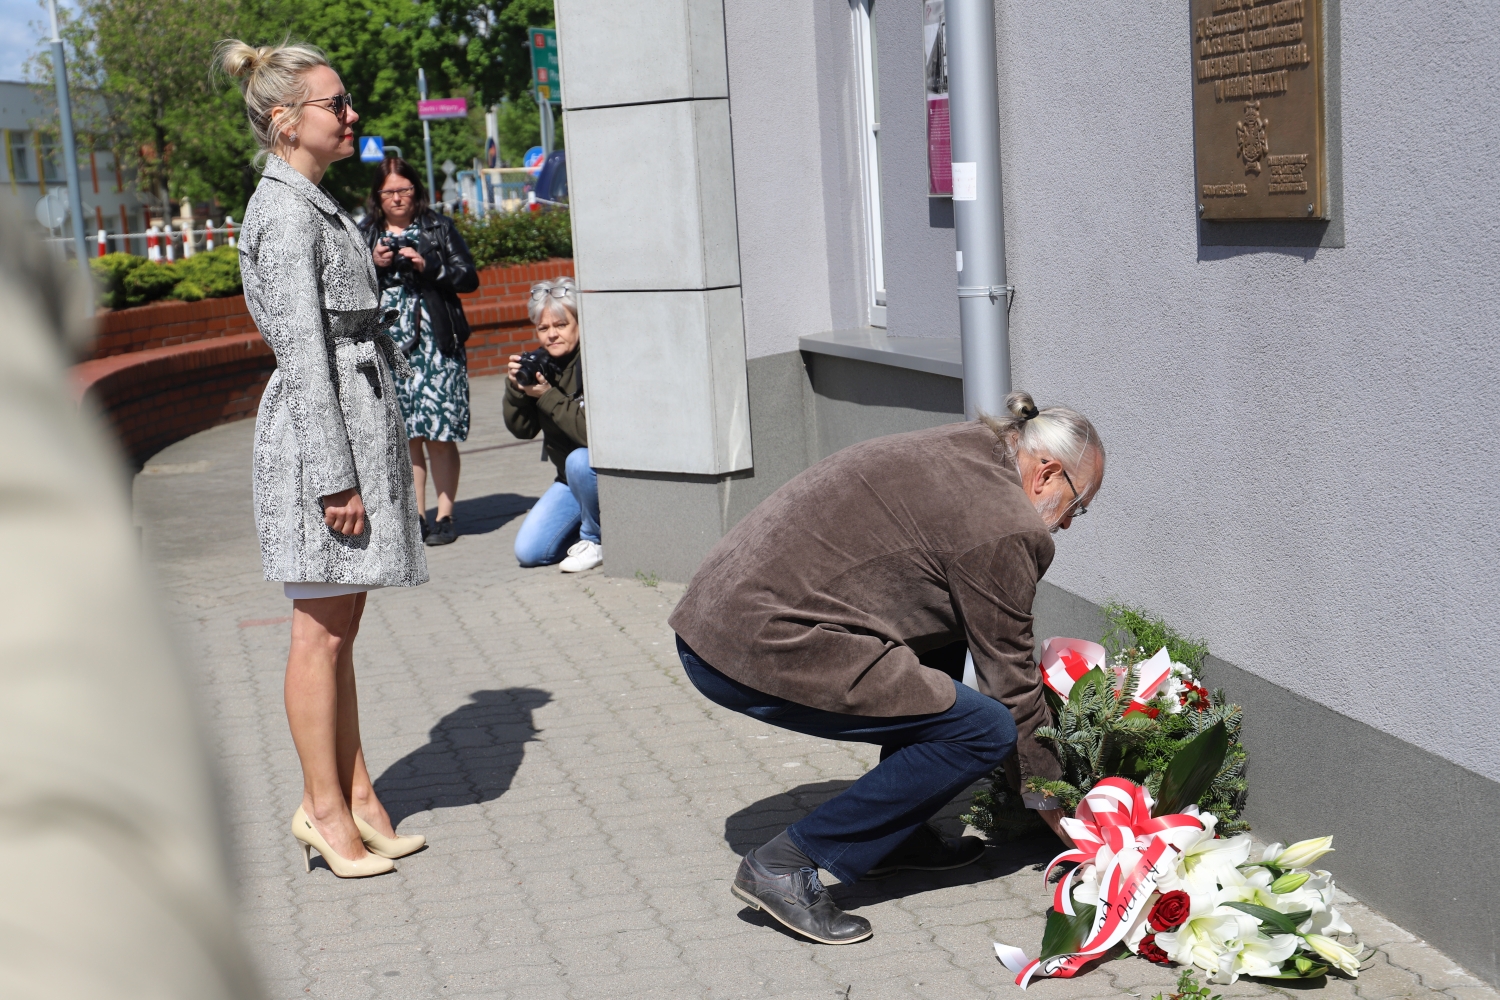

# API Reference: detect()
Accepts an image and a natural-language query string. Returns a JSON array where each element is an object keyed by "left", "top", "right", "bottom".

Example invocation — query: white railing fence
[{"left": 45, "top": 218, "right": 240, "bottom": 262}]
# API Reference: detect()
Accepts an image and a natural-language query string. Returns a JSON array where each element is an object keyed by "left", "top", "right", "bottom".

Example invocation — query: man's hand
[
  {"left": 322, "top": 488, "right": 366, "bottom": 536},
  {"left": 1037, "top": 808, "right": 1075, "bottom": 848}
]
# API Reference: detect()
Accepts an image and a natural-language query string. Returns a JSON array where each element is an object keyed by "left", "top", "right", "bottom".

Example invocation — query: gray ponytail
[{"left": 981, "top": 390, "right": 1104, "bottom": 472}]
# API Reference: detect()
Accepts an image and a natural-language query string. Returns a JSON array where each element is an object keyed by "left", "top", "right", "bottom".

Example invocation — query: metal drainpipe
[{"left": 947, "top": 0, "right": 1012, "bottom": 420}]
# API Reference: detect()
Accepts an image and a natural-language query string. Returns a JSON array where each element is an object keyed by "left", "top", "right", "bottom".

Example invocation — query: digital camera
[
  {"left": 380, "top": 233, "right": 421, "bottom": 271},
  {"left": 514, "top": 348, "right": 564, "bottom": 388}
]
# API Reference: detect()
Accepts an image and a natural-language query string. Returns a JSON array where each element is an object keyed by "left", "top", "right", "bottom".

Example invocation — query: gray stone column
[{"left": 555, "top": 0, "right": 752, "bottom": 477}]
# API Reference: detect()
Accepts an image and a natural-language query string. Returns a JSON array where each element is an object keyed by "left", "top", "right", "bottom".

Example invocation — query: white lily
[
  {"left": 1182, "top": 831, "right": 1252, "bottom": 880},
  {"left": 1156, "top": 911, "right": 1257, "bottom": 984},
  {"left": 1303, "top": 933, "right": 1362, "bottom": 976},
  {"left": 1304, "top": 904, "right": 1353, "bottom": 937},
  {"left": 1232, "top": 930, "right": 1300, "bottom": 978},
  {"left": 1266, "top": 837, "right": 1334, "bottom": 869}
]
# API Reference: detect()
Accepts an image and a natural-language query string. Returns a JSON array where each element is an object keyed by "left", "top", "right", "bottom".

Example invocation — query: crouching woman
[{"left": 504, "top": 277, "right": 601, "bottom": 573}]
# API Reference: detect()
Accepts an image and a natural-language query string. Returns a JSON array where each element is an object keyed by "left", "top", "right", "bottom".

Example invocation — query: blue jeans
[
  {"left": 514, "top": 447, "right": 601, "bottom": 567},
  {"left": 676, "top": 636, "right": 1016, "bottom": 884}
]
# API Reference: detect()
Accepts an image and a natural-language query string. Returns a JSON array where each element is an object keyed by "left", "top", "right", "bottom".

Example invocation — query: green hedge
[
  {"left": 92, "top": 211, "right": 572, "bottom": 311},
  {"left": 91, "top": 247, "right": 244, "bottom": 310},
  {"left": 454, "top": 209, "right": 572, "bottom": 269}
]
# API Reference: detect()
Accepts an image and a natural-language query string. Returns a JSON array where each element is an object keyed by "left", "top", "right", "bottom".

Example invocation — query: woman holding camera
[
  {"left": 505, "top": 278, "right": 601, "bottom": 573},
  {"left": 362, "top": 158, "right": 479, "bottom": 547}
]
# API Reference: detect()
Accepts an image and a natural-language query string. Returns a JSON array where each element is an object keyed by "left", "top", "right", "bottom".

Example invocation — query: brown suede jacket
[{"left": 668, "top": 420, "right": 1063, "bottom": 788}]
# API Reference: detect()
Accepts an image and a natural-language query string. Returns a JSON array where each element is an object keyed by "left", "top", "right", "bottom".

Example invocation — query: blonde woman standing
[{"left": 220, "top": 40, "right": 429, "bottom": 877}]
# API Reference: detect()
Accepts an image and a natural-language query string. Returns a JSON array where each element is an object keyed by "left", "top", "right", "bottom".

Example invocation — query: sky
[{"left": 0, "top": 0, "right": 51, "bottom": 83}]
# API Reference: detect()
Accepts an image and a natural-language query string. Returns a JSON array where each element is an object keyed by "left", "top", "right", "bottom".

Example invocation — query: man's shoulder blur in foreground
[{"left": 0, "top": 195, "right": 260, "bottom": 999}]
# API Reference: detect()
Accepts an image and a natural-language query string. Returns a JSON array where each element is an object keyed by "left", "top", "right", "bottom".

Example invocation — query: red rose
[
  {"left": 1147, "top": 890, "right": 1191, "bottom": 932},
  {"left": 1137, "top": 934, "right": 1171, "bottom": 965}
]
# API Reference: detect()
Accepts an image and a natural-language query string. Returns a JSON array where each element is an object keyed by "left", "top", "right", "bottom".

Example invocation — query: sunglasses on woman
[
  {"left": 304, "top": 92, "right": 355, "bottom": 121},
  {"left": 530, "top": 285, "right": 573, "bottom": 301}
]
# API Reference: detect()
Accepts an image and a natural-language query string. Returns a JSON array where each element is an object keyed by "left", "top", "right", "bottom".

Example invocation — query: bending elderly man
[{"left": 668, "top": 391, "right": 1104, "bottom": 945}]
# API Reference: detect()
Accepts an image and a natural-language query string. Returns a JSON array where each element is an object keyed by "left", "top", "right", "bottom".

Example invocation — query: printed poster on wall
[{"left": 924, "top": 0, "right": 951, "bottom": 197}]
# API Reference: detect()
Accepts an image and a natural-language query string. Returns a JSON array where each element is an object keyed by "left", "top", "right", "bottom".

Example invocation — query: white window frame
[{"left": 852, "top": 0, "right": 887, "bottom": 328}]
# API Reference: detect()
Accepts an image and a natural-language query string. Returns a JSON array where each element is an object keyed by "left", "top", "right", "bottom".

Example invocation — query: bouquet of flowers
[
  {"left": 965, "top": 604, "right": 1248, "bottom": 840},
  {"left": 993, "top": 778, "right": 1366, "bottom": 987}
]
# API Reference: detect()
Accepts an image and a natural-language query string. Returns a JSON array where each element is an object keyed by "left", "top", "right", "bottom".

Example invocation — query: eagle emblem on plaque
[{"left": 1237, "top": 101, "right": 1269, "bottom": 175}]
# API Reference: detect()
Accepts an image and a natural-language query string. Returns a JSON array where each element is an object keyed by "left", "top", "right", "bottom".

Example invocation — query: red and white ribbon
[
  {"left": 1039, "top": 639, "right": 1177, "bottom": 716},
  {"left": 1039, "top": 637, "right": 1106, "bottom": 698},
  {"left": 994, "top": 778, "right": 1205, "bottom": 988}
]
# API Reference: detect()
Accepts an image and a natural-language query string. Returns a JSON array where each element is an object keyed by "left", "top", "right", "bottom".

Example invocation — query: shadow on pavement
[
  {"left": 426, "top": 492, "right": 536, "bottom": 537},
  {"left": 724, "top": 779, "right": 853, "bottom": 855},
  {"left": 374, "top": 687, "right": 552, "bottom": 826},
  {"left": 724, "top": 779, "right": 1062, "bottom": 915}
]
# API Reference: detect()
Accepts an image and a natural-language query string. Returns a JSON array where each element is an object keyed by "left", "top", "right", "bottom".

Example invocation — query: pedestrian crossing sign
[{"left": 359, "top": 136, "right": 385, "bottom": 163}]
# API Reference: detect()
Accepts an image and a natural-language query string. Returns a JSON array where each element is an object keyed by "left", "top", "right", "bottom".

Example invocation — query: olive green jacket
[{"left": 503, "top": 348, "right": 587, "bottom": 484}]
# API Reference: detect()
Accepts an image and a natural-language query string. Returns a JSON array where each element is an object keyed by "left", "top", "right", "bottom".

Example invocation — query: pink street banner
[
  {"left": 924, "top": 0, "right": 951, "bottom": 197},
  {"left": 418, "top": 98, "right": 469, "bottom": 120}
]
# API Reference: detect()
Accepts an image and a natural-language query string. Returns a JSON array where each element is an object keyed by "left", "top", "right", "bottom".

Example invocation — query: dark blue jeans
[{"left": 677, "top": 636, "right": 1016, "bottom": 885}]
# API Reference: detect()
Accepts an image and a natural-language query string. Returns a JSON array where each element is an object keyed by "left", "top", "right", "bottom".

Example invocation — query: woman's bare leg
[
  {"left": 427, "top": 440, "right": 460, "bottom": 521},
  {"left": 337, "top": 594, "right": 397, "bottom": 837},
  {"left": 409, "top": 438, "right": 429, "bottom": 520},
  {"left": 285, "top": 594, "right": 369, "bottom": 860}
]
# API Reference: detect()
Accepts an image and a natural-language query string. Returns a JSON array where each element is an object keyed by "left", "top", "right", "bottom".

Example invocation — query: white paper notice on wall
[{"left": 951, "top": 161, "right": 977, "bottom": 201}]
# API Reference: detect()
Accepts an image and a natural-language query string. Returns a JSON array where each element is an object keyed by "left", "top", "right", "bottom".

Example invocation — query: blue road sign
[
  {"left": 359, "top": 136, "right": 386, "bottom": 163},
  {"left": 523, "top": 145, "right": 545, "bottom": 176}
]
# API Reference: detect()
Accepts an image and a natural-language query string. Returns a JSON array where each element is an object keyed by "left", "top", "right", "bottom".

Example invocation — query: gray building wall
[{"left": 570, "top": 1, "right": 1500, "bottom": 980}]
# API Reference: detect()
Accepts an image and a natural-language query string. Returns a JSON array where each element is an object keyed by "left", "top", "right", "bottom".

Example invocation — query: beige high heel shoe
[
  {"left": 291, "top": 806, "right": 396, "bottom": 878},
  {"left": 353, "top": 813, "right": 426, "bottom": 860}
]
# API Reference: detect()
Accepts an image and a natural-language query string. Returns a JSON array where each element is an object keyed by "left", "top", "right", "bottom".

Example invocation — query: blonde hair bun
[
  {"left": 213, "top": 38, "right": 330, "bottom": 155},
  {"left": 218, "top": 40, "right": 267, "bottom": 79}
]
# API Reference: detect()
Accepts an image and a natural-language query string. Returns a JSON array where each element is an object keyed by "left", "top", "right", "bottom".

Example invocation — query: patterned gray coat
[{"left": 240, "top": 155, "right": 428, "bottom": 588}]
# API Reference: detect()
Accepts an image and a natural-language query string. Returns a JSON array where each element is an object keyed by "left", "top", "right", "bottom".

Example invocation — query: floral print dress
[{"left": 381, "top": 222, "right": 471, "bottom": 442}]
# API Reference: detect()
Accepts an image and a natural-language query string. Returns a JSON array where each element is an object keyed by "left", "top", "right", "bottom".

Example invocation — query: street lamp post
[
  {"left": 418, "top": 68, "right": 436, "bottom": 201},
  {"left": 47, "top": 0, "right": 91, "bottom": 293}
]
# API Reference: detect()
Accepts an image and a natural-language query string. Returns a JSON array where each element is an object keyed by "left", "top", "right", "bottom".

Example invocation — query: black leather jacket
[{"left": 360, "top": 209, "right": 479, "bottom": 356}]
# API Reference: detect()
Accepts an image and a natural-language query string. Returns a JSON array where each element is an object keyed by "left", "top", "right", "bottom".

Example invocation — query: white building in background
[
  {"left": 553, "top": 0, "right": 1500, "bottom": 989},
  {"left": 0, "top": 80, "right": 145, "bottom": 250}
]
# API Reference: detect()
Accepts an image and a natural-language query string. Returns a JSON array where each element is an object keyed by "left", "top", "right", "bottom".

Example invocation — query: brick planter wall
[{"left": 74, "top": 258, "right": 572, "bottom": 465}]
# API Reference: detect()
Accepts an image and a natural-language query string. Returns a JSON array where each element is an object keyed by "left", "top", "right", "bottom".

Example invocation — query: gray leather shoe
[
  {"left": 731, "top": 851, "right": 873, "bottom": 945},
  {"left": 863, "top": 822, "right": 986, "bottom": 880}
]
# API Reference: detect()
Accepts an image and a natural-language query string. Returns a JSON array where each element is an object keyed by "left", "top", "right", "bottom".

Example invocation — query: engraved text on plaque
[{"left": 1192, "top": 0, "right": 1325, "bottom": 220}]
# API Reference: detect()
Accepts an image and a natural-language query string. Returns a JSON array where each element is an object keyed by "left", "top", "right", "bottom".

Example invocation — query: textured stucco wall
[{"left": 988, "top": 0, "right": 1500, "bottom": 781}]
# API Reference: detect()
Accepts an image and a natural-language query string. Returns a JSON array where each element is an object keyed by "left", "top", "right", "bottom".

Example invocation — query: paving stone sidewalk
[{"left": 133, "top": 377, "right": 1496, "bottom": 1000}]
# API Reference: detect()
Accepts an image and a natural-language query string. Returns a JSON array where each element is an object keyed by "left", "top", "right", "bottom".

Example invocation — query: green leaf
[
  {"left": 1152, "top": 720, "right": 1228, "bottom": 816},
  {"left": 1039, "top": 903, "right": 1096, "bottom": 960},
  {"left": 1222, "top": 902, "right": 1311, "bottom": 935}
]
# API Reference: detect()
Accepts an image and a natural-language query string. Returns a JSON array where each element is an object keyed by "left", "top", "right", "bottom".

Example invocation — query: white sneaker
[{"left": 559, "top": 539, "right": 603, "bottom": 573}]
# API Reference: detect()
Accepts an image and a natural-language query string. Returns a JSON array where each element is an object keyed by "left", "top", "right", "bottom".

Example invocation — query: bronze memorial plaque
[{"left": 1191, "top": 0, "right": 1325, "bottom": 220}]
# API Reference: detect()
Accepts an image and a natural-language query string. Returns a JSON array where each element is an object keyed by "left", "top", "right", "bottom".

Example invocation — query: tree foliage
[{"left": 39, "top": 0, "right": 558, "bottom": 216}]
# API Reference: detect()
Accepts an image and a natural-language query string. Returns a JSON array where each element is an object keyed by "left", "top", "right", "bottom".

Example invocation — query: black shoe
[
  {"left": 731, "top": 851, "right": 873, "bottom": 945},
  {"left": 862, "top": 823, "right": 987, "bottom": 880},
  {"left": 419, "top": 516, "right": 431, "bottom": 542},
  {"left": 425, "top": 515, "right": 457, "bottom": 546}
]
